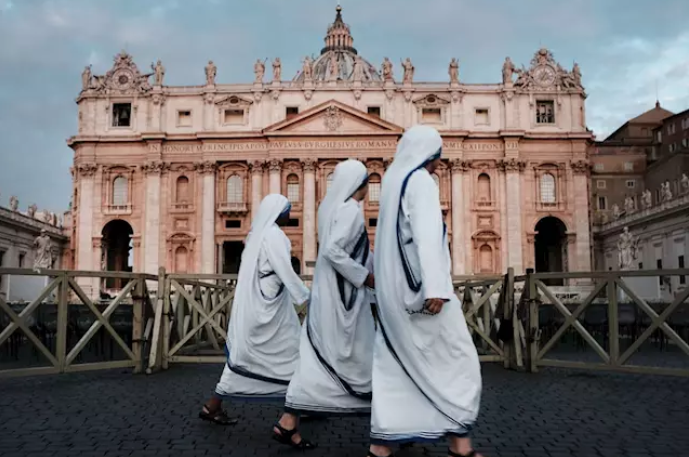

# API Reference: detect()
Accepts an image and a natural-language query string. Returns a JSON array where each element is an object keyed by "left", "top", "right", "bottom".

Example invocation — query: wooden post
[
  {"left": 527, "top": 273, "right": 539, "bottom": 373},
  {"left": 56, "top": 272, "right": 69, "bottom": 373},
  {"left": 131, "top": 275, "right": 145, "bottom": 374},
  {"left": 162, "top": 272, "right": 171, "bottom": 370},
  {"left": 607, "top": 276, "right": 619, "bottom": 366},
  {"left": 503, "top": 267, "right": 515, "bottom": 369}
]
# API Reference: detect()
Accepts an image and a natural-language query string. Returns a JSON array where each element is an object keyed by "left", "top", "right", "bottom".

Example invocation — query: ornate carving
[
  {"left": 268, "top": 158, "right": 283, "bottom": 172},
  {"left": 502, "top": 57, "right": 515, "bottom": 85},
  {"left": 88, "top": 51, "right": 152, "bottom": 95},
  {"left": 142, "top": 161, "right": 170, "bottom": 175},
  {"left": 660, "top": 181, "right": 673, "bottom": 202},
  {"left": 304, "top": 89, "right": 314, "bottom": 101},
  {"left": 194, "top": 161, "right": 217, "bottom": 175},
  {"left": 612, "top": 204, "right": 622, "bottom": 220},
  {"left": 271, "top": 89, "right": 281, "bottom": 101},
  {"left": 323, "top": 106, "right": 343, "bottom": 131},
  {"left": 498, "top": 158, "right": 526, "bottom": 172},
  {"left": 253, "top": 91, "right": 263, "bottom": 103},
  {"left": 254, "top": 59, "right": 265, "bottom": 83},
  {"left": 513, "top": 48, "right": 584, "bottom": 91},
  {"left": 9, "top": 195, "right": 18, "bottom": 211},
  {"left": 151, "top": 60, "right": 165, "bottom": 86},
  {"left": 404, "top": 90, "right": 413, "bottom": 102},
  {"left": 27, "top": 204, "right": 37, "bottom": 217},
  {"left": 385, "top": 89, "right": 395, "bottom": 100},
  {"left": 249, "top": 160, "right": 265, "bottom": 173},
  {"left": 204, "top": 93, "right": 215, "bottom": 105},
  {"left": 641, "top": 189, "right": 652, "bottom": 209},
  {"left": 682, "top": 173, "right": 689, "bottom": 193},
  {"left": 77, "top": 163, "right": 99, "bottom": 177},
  {"left": 450, "top": 159, "right": 471, "bottom": 172},
  {"left": 272, "top": 58, "right": 282, "bottom": 82},
  {"left": 301, "top": 56, "right": 314, "bottom": 81},
  {"left": 617, "top": 227, "right": 639, "bottom": 270},
  {"left": 152, "top": 93, "right": 166, "bottom": 105},
  {"left": 451, "top": 91, "right": 462, "bottom": 103},
  {"left": 353, "top": 89, "right": 362, "bottom": 100},
  {"left": 624, "top": 196, "right": 635, "bottom": 213},
  {"left": 205, "top": 60, "right": 217, "bottom": 85},
  {"left": 302, "top": 158, "right": 317, "bottom": 172},
  {"left": 381, "top": 57, "right": 394, "bottom": 82},
  {"left": 401, "top": 57, "right": 414, "bottom": 84},
  {"left": 449, "top": 58, "right": 459, "bottom": 84},
  {"left": 570, "top": 160, "right": 590, "bottom": 174}
]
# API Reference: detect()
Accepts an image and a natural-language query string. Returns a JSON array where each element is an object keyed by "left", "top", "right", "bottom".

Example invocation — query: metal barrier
[
  {"left": 0, "top": 268, "right": 158, "bottom": 379},
  {"left": 520, "top": 269, "right": 689, "bottom": 377}
]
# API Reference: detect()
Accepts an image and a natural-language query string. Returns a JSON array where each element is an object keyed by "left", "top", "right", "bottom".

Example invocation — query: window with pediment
[
  {"left": 287, "top": 174, "right": 300, "bottom": 203},
  {"left": 112, "top": 176, "right": 128, "bottom": 206},
  {"left": 227, "top": 175, "right": 244, "bottom": 203},
  {"left": 217, "top": 95, "right": 252, "bottom": 126},
  {"left": 414, "top": 94, "right": 449, "bottom": 125}
]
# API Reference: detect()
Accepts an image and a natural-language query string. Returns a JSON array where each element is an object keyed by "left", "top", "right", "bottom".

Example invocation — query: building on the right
[{"left": 592, "top": 103, "right": 689, "bottom": 300}]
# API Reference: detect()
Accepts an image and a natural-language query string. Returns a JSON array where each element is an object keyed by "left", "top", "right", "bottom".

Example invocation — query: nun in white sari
[
  {"left": 273, "top": 160, "right": 375, "bottom": 450},
  {"left": 199, "top": 194, "right": 310, "bottom": 426},
  {"left": 368, "top": 126, "right": 484, "bottom": 457}
]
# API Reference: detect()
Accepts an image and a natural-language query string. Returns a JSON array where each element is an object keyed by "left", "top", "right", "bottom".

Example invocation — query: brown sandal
[{"left": 198, "top": 404, "right": 238, "bottom": 426}]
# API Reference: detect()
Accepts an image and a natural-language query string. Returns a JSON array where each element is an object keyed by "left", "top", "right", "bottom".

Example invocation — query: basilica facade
[{"left": 68, "top": 6, "right": 593, "bottom": 295}]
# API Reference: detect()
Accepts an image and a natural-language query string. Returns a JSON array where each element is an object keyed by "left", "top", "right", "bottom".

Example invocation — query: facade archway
[
  {"left": 101, "top": 219, "right": 134, "bottom": 289},
  {"left": 534, "top": 216, "right": 567, "bottom": 284}
]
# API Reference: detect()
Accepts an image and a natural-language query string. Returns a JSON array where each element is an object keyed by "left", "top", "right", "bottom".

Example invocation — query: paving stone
[{"left": 1, "top": 364, "right": 688, "bottom": 456}]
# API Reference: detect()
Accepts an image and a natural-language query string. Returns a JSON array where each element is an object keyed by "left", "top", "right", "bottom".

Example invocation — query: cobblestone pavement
[{"left": 1, "top": 363, "right": 688, "bottom": 457}]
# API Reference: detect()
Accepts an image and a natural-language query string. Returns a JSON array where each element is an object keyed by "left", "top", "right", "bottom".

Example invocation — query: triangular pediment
[{"left": 263, "top": 100, "right": 403, "bottom": 135}]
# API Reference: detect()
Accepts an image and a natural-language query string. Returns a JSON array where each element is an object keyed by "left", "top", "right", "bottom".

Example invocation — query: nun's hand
[
  {"left": 424, "top": 298, "right": 448, "bottom": 315},
  {"left": 364, "top": 274, "right": 375, "bottom": 289}
]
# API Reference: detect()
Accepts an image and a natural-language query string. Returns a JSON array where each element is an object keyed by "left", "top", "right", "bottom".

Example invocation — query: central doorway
[
  {"left": 102, "top": 219, "right": 133, "bottom": 289},
  {"left": 223, "top": 241, "right": 244, "bottom": 274},
  {"left": 534, "top": 216, "right": 567, "bottom": 286}
]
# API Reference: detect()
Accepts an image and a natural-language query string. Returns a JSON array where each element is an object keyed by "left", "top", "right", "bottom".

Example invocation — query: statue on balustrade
[
  {"left": 681, "top": 173, "right": 689, "bottom": 193},
  {"left": 660, "top": 181, "right": 672, "bottom": 202},
  {"left": 624, "top": 196, "right": 635, "bottom": 213},
  {"left": 617, "top": 227, "right": 639, "bottom": 270},
  {"left": 611, "top": 203, "right": 622, "bottom": 220},
  {"left": 33, "top": 229, "right": 54, "bottom": 270},
  {"left": 641, "top": 189, "right": 652, "bottom": 209}
]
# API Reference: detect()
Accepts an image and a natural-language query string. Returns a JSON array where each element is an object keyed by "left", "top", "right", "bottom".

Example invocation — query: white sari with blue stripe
[{"left": 370, "top": 126, "right": 481, "bottom": 444}]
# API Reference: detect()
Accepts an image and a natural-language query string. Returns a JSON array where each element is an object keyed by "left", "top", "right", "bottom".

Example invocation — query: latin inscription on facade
[{"left": 153, "top": 139, "right": 398, "bottom": 154}]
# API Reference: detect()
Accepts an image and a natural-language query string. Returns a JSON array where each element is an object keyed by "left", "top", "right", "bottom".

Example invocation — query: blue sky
[{"left": 1, "top": 0, "right": 688, "bottom": 213}]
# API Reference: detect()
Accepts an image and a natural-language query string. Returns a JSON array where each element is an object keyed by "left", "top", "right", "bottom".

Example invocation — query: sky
[{"left": 0, "top": 0, "right": 688, "bottom": 213}]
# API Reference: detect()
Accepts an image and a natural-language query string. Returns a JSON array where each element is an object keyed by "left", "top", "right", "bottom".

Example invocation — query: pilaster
[
  {"left": 268, "top": 159, "right": 282, "bottom": 194},
  {"left": 141, "top": 161, "right": 169, "bottom": 276},
  {"left": 196, "top": 161, "right": 217, "bottom": 274},
  {"left": 572, "top": 160, "right": 592, "bottom": 271},
  {"left": 76, "top": 163, "right": 98, "bottom": 296},
  {"left": 250, "top": 160, "right": 265, "bottom": 216},
  {"left": 302, "top": 158, "right": 317, "bottom": 274},
  {"left": 499, "top": 157, "right": 526, "bottom": 273},
  {"left": 450, "top": 159, "right": 469, "bottom": 275}
]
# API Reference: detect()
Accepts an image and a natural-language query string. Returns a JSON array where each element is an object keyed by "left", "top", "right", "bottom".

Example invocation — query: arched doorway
[
  {"left": 534, "top": 217, "right": 567, "bottom": 285},
  {"left": 101, "top": 219, "right": 134, "bottom": 289}
]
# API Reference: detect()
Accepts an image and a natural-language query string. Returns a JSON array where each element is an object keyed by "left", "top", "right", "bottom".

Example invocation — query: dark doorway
[
  {"left": 291, "top": 256, "right": 302, "bottom": 275},
  {"left": 101, "top": 219, "right": 134, "bottom": 289},
  {"left": 534, "top": 217, "right": 567, "bottom": 286},
  {"left": 223, "top": 241, "right": 244, "bottom": 274}
]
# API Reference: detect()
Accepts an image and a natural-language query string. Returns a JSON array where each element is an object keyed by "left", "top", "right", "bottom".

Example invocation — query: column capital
[
  {"left": 571, "top": 159, "right": 591, "bottom": 175},
  {"left": 301, "top": 158, "right": 317, "bottom": 172},
  {"left": 141, "top": 160, "right": 171, "bottom": 175},
  {"left": 76, "top": 163, "right": 99, "bottom": 178},
  {"left": 268, "top": 158, "right": 283, "bottom": 172},
  {"left": 450, "top": 159, "right": 471, "bottom": 172},
  {"left": 498, "top": 158, "right": 526, "bottom": 172},
  {"left": 249, "top": 159, "right": 265, "bottom": 173},
  {"left": 194, "top": 161, "right": 217, "bottom": 175}
]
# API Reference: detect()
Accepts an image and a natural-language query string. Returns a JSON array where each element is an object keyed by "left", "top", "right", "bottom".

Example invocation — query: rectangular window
[
  {"left": 18, "top": 252, "right": 25, "bottom": 268},
  {"left": 594, "top": 163, "right": 604, "bottom": 171},
  {"left": 224, "top": 109, "right": 244, "bottom": 125},
  {"left": 596, "top": 180, "right": 606, "bottom": 189},
  {"left": 369, "top": 218, "right": 378, "bottom": 227},
  {"left": 225, "top": 220, "right": 242, "bottom": 229},
  {"left": 679, "top": 255, "right": 686, "bottom": 285},
  {"left": 285, "top": 107, "right": 299, "bottom": 120},
  {"left": 368, "top": 182, "right": 381, "bottom": 202},
  {"left": 286, "top": 218, "right": 300, "bottom": 227},
  {"left": 536, "top": 101, "right": 555, "bottom": 124},
  {"left": 112, "top": 103, "right": 132, "bottom": 127},
  {"left": 177, "top": 110, "right": 192, "bottom": 127},
  {"left": 475, "top": 108, "right": 489, "bottom": 125},
  {"left": 597, "top": 196, "right": 607, "bottom": 210},
  {"left": 421, "top": 108, "right": 442, "bottom": 123},
  {"left": 626, "top": 180, "right": 635, "bottom": 188},
  {"left": 367, "top": 106, "right": 381, "bottom": 117},
  {"left": 638, "top": 262, "right": 643, "bottom": 270},
  {"left": 287, "top": 182, "right": 300, "bottom": 203},
  {"left": 623, "top": 162, "right": 633, "bottom": 171},
  {"left": 657, "top": 259, "right": 663, "bottom": 286}
]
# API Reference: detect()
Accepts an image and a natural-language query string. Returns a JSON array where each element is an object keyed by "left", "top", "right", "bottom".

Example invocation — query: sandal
[
  {"left": 448, "top": 449, "right": 479, "bottom": 457},
  {"left": 368, "top": 453, "right": 394, "bottom": 457},
  {"left": 198, "top": 404, "right": 238, "bottom": 426},
  {"left": 272, "top": 422, "right": 317, "bottom": 450}
]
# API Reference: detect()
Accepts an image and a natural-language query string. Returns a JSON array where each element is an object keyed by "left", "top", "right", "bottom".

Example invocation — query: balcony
[
  {"left": 104, "top": 204, "right": 132, "bottom": 216},
  {"left": 170, "top": 203, "right": 195, "bottom": 214},
  {"left": 217, "top": 202, "right": 248, "bottom": 215}
]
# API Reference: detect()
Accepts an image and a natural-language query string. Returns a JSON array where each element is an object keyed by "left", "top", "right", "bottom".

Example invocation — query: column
[
  {"left": 502, "top": 159, "right": 524, "bottom": 273},
  {"left": 302, "top": 159, "right": 317, "bottom": 274},
  {"left": 572, "top": 161, "right": 592, "bottom": 271},
  {"left": 197, "top": 161, "right": 217, "bottom": 274},
  {"left": 250, "top": 160, "right": 264, "bottom": 213},
  {"left": 150, "top": 94, "right": 165, "bottom": 131},
  {"left": 142, "top": 161, "right": 164, "bottom": 275},
  {"left": 268, "top": 158, "right": 282, "bottom": 194},
  {"left": 76, "top": 163, "right": 98, "bottom": 296},
  {"left": 450, "top": 159, "right": 466, "bottom": 275}
]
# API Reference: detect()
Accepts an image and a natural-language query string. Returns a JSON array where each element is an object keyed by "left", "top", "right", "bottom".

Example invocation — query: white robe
[
  {"left": 215, "top": 194, "right": 310, "bottom": 400},
  {"left": 286, "top": 160, "right": 375, "bottom": 415},
  {"left": 370, "top": 126, "right": 481, "bottom": 444}
]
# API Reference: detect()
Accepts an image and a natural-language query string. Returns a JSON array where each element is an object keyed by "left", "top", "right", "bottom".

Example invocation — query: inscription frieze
[{"left": 151, "top": 139, "right": 399, "bottom": 154}]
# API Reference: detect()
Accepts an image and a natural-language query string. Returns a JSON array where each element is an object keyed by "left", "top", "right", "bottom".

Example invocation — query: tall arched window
[
  {"left": 227, "top": 175, "right": 243, "bottom": 203},
  {"left": 432, "top": 173, "right": 440, "bottom": 187},
  {"left": 174, "top": 246, "right": 189, "bottom": 274},
  {"left": 368, "top": 173, "right": 382, "bottom": 202},
  {"left": 176, "top": 176, "right": 190, "bottom": 203},
  {"left": 477, "top": 173, "right": 491, "bottom": 203},
  {"left": 540, "top": 173, "right": 556, "bottom": 203},
  {"left": 326, "top": 172, "right": 334, "bottom": 191},
  {"left": 287, "top": 174, "right": 300, "bottom": 203},
  {"left": 112, "top": 176, "right": 128, "bottom": 206}
]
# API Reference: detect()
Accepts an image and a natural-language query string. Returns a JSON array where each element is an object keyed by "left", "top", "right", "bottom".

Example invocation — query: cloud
[{"left": 1, "top": 0, "right": 689, "bottom": 211}]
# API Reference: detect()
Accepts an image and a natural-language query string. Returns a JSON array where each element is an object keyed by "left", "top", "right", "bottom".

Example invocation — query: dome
[{"left": 293, "top": 6, "right": 381, "bottom": 83}]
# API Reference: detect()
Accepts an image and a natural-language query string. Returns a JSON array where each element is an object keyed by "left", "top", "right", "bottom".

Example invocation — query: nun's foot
[
  {"left": 448, "top": 449, "right": 483, "bottom": 457},
  {"left": 272, "top": 422, "right": 317, "bottom": 450},
  {"left": 368, "top": 444, "right": 394, "bottom": 457}
]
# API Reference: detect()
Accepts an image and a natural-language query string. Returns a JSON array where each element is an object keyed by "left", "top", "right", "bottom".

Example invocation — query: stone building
[
  {"left": 67, "top": 6, "right": 593, "bottom": 296},
  {"left": 0, "top": 196, "right": 69, "bottom": 302}
]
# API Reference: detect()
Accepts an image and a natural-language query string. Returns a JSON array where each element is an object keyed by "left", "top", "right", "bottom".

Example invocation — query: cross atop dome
[{"left": 321, "top": 4, "right": 356, "bottom": 55}]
